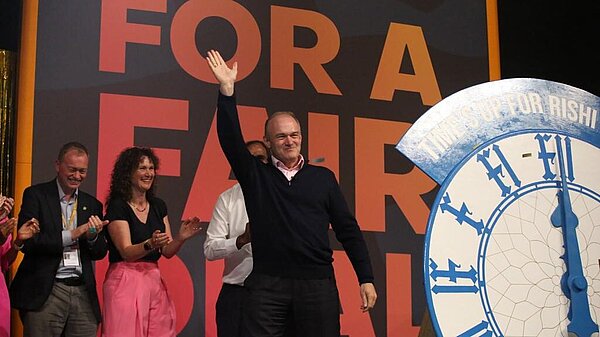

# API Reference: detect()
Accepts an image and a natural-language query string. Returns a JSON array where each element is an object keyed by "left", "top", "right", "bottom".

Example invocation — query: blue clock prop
[{"left": 397, "top": 78, "right": 600, "bottom": 337}]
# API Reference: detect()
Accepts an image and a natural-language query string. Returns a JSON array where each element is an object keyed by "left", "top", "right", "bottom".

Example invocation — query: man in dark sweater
[{"left": 207, "top": 50, "right": 377, "bottom": 337}]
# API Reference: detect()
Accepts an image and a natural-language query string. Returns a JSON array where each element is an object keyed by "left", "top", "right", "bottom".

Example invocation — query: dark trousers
[
  {"left": 21, "top": 281, "right": 97, "bottom": 337},
  {"left": 216, "top": 283, "right": 248, "bottom": 337},
  {"left": 243, "top": 273, "right": 340, "bottom": 337}
]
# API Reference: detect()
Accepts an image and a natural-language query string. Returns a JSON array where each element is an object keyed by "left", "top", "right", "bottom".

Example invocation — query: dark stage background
[
  {"left": 0, "top": 1, "right": 598, "bottom": 337},
  {"left": 1, "top": 2, "right": 598, "bottom": 95}
]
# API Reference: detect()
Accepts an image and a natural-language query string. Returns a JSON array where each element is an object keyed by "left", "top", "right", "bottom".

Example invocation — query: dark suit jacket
[{"left": 9, "top": 179, "right": 107, "bottom": 322}]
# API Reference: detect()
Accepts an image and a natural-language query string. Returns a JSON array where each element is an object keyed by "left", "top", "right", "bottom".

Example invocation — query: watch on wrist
[
  {"left": 143, "top": 239, "right": 153, "bottom": 251},
  {"left": 12, "top": 241, "right": 24, "bottom": 251}
]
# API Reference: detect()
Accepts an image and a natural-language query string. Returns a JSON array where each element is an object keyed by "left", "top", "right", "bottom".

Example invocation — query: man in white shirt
[{"left": 204, "top": 140, "right": 268, "bottom": 337}]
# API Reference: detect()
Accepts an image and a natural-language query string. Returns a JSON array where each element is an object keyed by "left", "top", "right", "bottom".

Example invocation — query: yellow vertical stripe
[{"left": 486, "top": 0, "right": 501, "bottom": 80}]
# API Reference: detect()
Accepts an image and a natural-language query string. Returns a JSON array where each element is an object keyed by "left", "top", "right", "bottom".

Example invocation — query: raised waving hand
[{"left": 206, "top": 49, "right": 237, "bottom": 96}]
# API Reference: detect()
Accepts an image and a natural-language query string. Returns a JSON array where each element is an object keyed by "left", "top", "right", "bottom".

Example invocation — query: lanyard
[{"left": 61, "top": 197, "right": 78, "bottom": 230}]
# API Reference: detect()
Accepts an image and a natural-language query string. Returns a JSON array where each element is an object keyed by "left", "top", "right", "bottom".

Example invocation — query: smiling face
[
  {"left": 264, "top": 113, "right": 302, "bottom": 168},
  {"left": 55, "top": 149, "right": 89, "bottom": 196},
  {"left": 131, "top": 156, "right": 155, "bottom": 193}
]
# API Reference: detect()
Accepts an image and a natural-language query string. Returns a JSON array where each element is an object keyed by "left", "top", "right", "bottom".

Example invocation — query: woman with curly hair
[{"left": 101, "top": 147, "right": 202, "bottom": 337}]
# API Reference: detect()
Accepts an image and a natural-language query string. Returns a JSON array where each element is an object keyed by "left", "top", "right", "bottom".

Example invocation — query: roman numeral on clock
[
  {"left": 477, "top": 144, "right": 521, "bottom": 197},
  {"left": 536, "top": 133, "right": 575, "bottom": 182},
  {"left": 439, "top": 193, "right": 484, "bottom": 235},
  {"left": 458, "top": 320, "right": 493, "bottom": 337},
  {"left": 429, "top": 258, "right": 478, "bottom": 294}
]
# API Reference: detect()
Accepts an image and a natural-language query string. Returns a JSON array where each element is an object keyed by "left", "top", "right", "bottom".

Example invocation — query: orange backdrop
[{"left": 12, "top": 0, "right": 499, "bottom": 336}]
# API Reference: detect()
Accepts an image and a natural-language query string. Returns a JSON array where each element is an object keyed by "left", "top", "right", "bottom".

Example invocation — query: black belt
[{"left": 56, "top": 277, "right": 83, "bottom": 286}]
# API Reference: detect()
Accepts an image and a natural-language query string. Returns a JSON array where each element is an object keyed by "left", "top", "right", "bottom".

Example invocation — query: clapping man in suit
[{"left": 10, "top": 141, "right": 109, "bottom": 337}]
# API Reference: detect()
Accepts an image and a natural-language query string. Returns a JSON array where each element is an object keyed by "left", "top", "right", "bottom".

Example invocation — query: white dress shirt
[{"left": 204, "top": 183, "right": 253, "bottom": 285}]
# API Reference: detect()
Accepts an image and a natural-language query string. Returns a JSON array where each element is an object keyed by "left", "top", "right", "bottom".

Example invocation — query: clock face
[{"left": 425, "top": 130, "right": 600, "bottom": 337}]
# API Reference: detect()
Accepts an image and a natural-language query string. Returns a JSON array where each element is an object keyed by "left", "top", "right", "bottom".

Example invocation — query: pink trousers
[{"left": 102, "top": 261, "right": 176, "bottom": 337}]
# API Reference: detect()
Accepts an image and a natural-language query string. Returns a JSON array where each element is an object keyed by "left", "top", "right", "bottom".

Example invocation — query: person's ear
[{"left": 263, "top": 136, "right": 271, "bottom": 149}]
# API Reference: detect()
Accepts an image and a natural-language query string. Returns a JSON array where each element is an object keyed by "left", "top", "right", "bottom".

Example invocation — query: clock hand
[{"left": 550, "top": 135, "right": 598, "bottom": 337}]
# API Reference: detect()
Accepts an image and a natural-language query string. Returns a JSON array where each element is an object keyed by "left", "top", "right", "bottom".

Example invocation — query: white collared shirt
[
  {"left": 56, "top": 180, "right": 82, "bottom": 278},
  {"left": 204, "top": 183, "right": 253, "bottom": 286}
]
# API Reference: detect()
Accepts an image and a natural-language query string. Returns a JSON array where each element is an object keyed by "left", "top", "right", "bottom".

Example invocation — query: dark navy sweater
[{"left": 217, "top": 93, "right": 374, "bottom": 284}]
